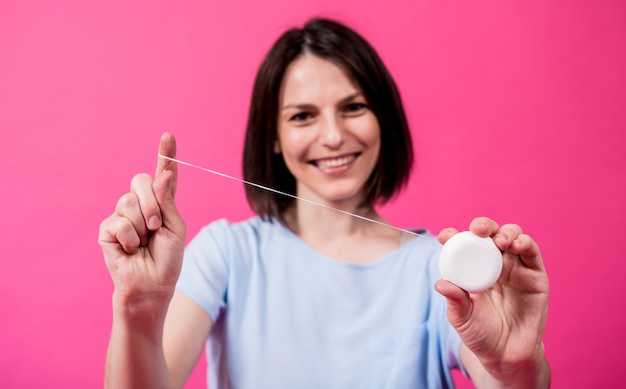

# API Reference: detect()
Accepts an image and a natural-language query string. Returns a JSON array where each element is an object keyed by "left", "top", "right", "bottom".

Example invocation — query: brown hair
[{"left": 243, "top": 17, "right": 413, "bottom": 220}]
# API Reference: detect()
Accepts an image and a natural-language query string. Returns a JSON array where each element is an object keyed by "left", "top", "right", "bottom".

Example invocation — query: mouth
[{"left": 310, "top": 153, "right": 360, "bottom": 169}]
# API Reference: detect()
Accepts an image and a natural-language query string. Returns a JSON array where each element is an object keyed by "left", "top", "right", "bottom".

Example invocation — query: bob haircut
[{"left": 243, "top": 17, "right": 413, "bottom": 220}]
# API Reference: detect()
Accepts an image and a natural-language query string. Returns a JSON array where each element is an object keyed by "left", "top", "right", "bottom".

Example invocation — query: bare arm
[
  {"left": 105, "top": 293, "right": 171, "bottom": 389},
  {"left": 100, "top": 133, "right": 210, "bottom": 388},
  {"left": 163, "top": 291, "right": 213, "bottom": 389}
]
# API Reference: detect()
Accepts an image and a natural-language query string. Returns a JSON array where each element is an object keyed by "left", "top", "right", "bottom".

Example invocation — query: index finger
[{"left": 156, "top": 132, "right": 178, "bottom": 198}]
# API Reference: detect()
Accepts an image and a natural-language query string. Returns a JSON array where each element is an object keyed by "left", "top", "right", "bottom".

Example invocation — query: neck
[
  {"left": 280, "top": 200, "right": 415, "bottom": 265},
  {"left": 283, "top": 199, "right": 382, "bottom": 239}
]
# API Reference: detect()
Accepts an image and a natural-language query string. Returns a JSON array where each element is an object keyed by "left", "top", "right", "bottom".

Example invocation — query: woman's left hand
[{"left": 435, "top": 217, "right": 550, "bottom": 385}]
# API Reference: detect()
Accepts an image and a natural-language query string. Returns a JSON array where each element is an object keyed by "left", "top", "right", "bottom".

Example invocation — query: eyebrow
[{"left": 281, "top": 92, "right": 363, "bottom": 111}]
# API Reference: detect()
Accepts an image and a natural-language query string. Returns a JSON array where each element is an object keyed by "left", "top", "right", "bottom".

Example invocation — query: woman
[{"left": 99, "top": 18, "right": 550, "bottom": 388}]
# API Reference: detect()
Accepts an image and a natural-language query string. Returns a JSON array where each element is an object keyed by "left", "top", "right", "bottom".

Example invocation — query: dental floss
[
  {"left": 159, "top": 154, "right": 504, "bottom": 292},
  {"left": 159, "top": 154, "right": 420, "bottom": 236}
]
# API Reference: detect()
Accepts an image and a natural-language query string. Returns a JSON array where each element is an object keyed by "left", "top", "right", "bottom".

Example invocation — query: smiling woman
[
  {"left": 99, "top": 17, "right": 550, "bottom": 389},
  {"left": 243, "top": 19, "right": 414, "bottom": 220},
  {"left": 275, "top": 55, "right": 382, "bottom": 208}
]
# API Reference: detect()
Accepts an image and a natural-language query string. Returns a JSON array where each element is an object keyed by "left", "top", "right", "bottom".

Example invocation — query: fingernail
[{"left": 149, "top": 215, "right": 162, "bottom": 230}]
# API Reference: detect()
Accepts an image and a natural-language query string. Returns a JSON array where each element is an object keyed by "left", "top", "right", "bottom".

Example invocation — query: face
[{"left": 275, "top": 54, "right": 381, "bottom": 207}]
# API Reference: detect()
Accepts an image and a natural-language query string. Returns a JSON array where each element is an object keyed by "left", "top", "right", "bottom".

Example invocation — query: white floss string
[{"left": 159, "top": 154, "right": 420, "bottom": 237}]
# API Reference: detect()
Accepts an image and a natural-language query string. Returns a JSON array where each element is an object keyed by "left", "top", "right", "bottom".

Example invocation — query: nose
[{"left": 318, "top": 113, "right": 345, "bottom": 149}]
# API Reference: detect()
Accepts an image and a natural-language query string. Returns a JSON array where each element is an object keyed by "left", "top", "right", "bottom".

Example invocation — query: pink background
[{"left": 1, "top": 1, "right": 625, "bottom": 388}]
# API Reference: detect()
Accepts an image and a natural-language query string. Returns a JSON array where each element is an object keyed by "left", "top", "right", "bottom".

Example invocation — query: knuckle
[
  {"left": 130, "top": 173, "right": 152, "bottom": 190},
  {"left": 115, "top": 216, "right": 135, "bottom": 235},
  {"left": 117, "top": 192, "right": 138, "bottom": 210},
  {"left": 99, "top": 215, "right": 112, "bottom": 232},
  {"left": 116, "top": 219, "right": 141, "bottom": 251}
]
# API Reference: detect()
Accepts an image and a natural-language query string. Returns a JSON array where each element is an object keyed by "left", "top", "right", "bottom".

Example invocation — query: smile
[{"left": 312, "top": 153, "right": 359, "bottom": 169}]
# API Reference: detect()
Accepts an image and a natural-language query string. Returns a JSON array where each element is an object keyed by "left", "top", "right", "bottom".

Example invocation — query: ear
[{"left": 273, "top": 140, "right": 281, "bottom": 154}]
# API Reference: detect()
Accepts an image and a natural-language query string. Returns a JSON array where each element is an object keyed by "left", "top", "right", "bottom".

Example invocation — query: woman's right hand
[{"left": 99, "top": 132, "right": 187, "bottom": 315}]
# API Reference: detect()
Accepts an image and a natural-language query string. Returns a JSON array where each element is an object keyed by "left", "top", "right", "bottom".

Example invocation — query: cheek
[
  {"left": 354, "top": 115, "right": 381, "bottom": 148},
  {"left": 278, "top": 136, "right": 308, "bottom": 178},
  {"left": 277, "top": 127, "right": 310, "bottom": 159}
]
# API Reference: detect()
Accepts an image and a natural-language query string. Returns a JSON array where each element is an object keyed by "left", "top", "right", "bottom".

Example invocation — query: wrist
[
  {"left": 483, "top": 343, "right": 551, "bottom": 389},
  {"left": 106, "top": 295, "right": 171, "bottom": 389},
  {"left": 112, "top": 291, "right": 172, "bottom": 331}
]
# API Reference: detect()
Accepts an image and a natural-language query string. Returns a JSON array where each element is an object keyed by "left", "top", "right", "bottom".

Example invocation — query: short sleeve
[{"left": 176, "top": 219, "right": 232, "bottom": 322}]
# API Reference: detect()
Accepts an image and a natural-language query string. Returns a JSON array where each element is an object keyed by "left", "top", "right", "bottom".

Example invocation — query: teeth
[{"left": 316, "top": 155, "right": 356, "bottom": 169}]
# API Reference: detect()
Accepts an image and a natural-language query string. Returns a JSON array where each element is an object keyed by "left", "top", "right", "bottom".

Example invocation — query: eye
[
  {"left": 342, "top": 102, "right": 368, "bottom": 115},
  {"left": 289, "top": 111, "right": 314, "bottom": 122}
]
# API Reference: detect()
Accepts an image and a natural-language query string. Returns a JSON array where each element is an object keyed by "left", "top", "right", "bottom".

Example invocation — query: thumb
[
  {"left": 156, "top": 132, "right": 178, "bottom": 198},
  {"left": 152, "top": 169, "right": 185, "bottom": 234},
  {"left": 435, "top": 279, "right": 473, "bottom": 328}
]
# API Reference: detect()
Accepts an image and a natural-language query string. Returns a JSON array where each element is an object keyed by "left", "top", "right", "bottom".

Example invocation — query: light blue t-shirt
[{"left": 177, "top": 217, "right": 463, "bottom": 389}]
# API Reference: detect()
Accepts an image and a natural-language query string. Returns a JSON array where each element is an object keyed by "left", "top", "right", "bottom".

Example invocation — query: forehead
[{"left": 279, "top": 54, "right": 360, "bottom": 105}]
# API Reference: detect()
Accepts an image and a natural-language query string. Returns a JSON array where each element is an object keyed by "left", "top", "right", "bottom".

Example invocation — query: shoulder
[
  {"left": 187, "top": 216, "right": 290, "bottom": 258},
  {"left": 396, "top": 230, "right": 445, "bottom": 281},
  {"left": 404, "top": 230, "right": 442, "bottom": 258},
  {"left": 195, "top": 216, "right": 285, "bottom": 242}
]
